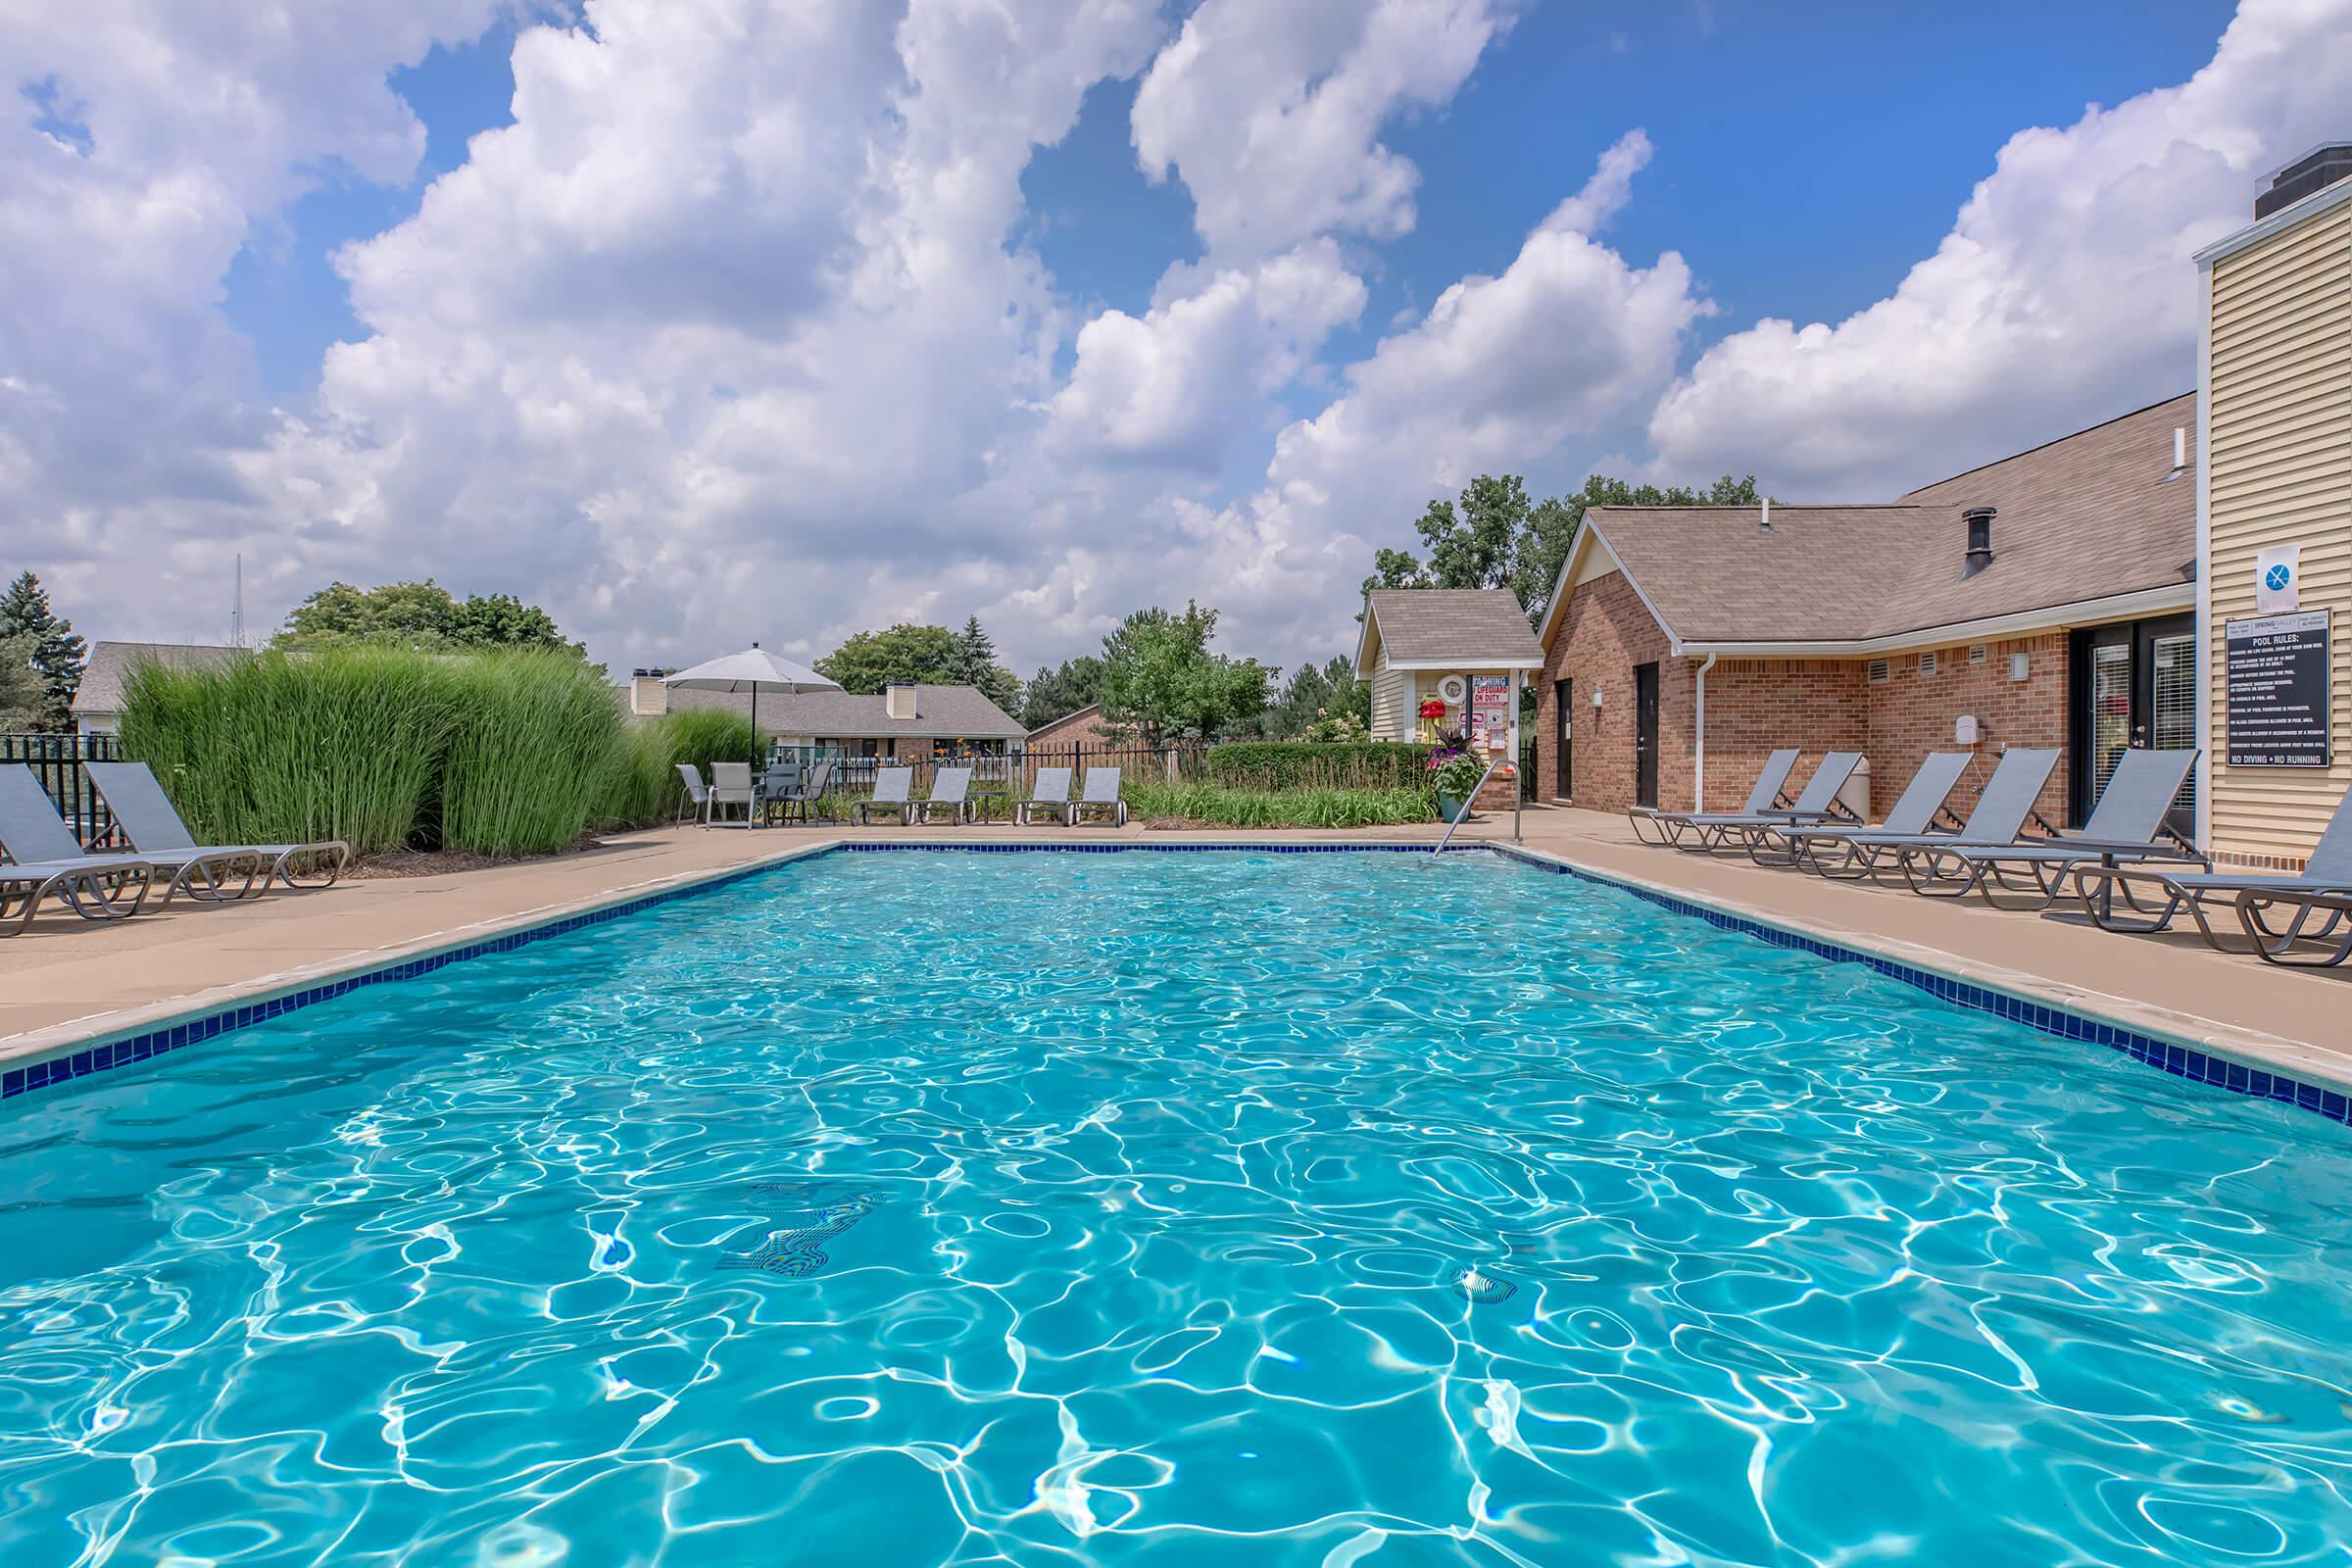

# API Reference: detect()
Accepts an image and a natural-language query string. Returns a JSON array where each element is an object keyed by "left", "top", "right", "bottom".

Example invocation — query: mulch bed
[{"left": 345, "top": 835, "right": 612, "bottom": 880}]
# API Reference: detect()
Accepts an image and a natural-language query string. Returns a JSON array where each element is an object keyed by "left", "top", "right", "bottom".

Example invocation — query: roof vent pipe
[
  {"left": 1759, "top": 496, "right": 1772, "bottom": 533},
  {"left": 2174, "top": 426, "right": 2186, "bottom": 468},
  {"left": 1962, "top": 506, "right": 1996, "bottom": 579}
]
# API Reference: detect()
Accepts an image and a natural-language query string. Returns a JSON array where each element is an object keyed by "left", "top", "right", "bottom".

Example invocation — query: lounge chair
[
  {"left": 915, "top": 765, "right": 973, "bottom": 825},
  {"left": 1018, "top": 766, "right": 1074, "bottom": 826},
  {"left": 1899, "top": 748, "right": 2202, "bottom": 906},
  {"left": 2072, "top": 780, "right": 2352, "bottom": 953},
  {"left": 1630, "top": 749, "right": 1798, "bottom": 848},
  {"left": 0, "top": 765, "right": 169, "bottom": 935},
  {"left": 1646, "top": 752, "right": 1864, "bottom": 855},
  {"left": 1752, "top": 751, "right": 1975, "bottom": 874},
  {"left": 84, "top": 761, "right": 349, "bottom": 897},
  {"left": 674, "top": 763, "right": 710, "bottom": 827},
  {"left": 856, "top": 766, "right": 916, "bottom": 825},
  {"left": 1767, "top": 747, "right": 2062, "bottom": 886},
  {"left": 708, "top": 761, "right": 756, "bottom": 827},
  {"left": 2234, "top": 886, "right": 2352, "bottom": 968},
  {"left": 1069, "top": 766, "right": 1128, "bottom": 827}
]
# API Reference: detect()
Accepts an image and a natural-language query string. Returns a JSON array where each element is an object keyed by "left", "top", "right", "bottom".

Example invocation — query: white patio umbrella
[{"left": 663, "top": 643, "right": 839, "bottom": 749}]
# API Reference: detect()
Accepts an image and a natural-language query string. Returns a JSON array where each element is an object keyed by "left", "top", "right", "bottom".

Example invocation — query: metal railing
[
  {"left": 1433, "top": 756, "right": 1507, "bottom": 855},
  {"left": 2, "top": 731, "right": 125, "bottom": 849}
]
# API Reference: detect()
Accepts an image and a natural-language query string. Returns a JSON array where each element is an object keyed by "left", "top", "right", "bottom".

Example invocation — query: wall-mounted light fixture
[{"left": 1592, "top": 687, "right": 1604, "bottom": 708}]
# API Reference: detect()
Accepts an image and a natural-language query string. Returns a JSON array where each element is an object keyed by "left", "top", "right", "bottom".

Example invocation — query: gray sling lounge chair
[
  {"left": 856, "top": 766, "right": 917, "bottom": 825},
  {"left": 1630, "top": 749, "right": 1797, "bottom": 848},
  {"left": 1069, "top": 767, "right": 1128, "bottom": 827},
  {"left": 1646, "top": 752, "right": 1863, "bottom": 855},
  {"left": 915, "top": 765, "right": 973, "bottom": 825},
  {"left": 1899, "top": 747, "right": 2202, "bottom": 906},
  {"left": 1774, "top": 747, "right": 2062, "bottom": 885},
  {"left": 0, "top": 766, "right": 168, "bottom": 935},
  {"left": 1753, "top": 751, "right": 1975, "bottom": 874},
  {"left": 2072, "top": 780, "right": 2352, "bottom": 953},
  {"left": 1018, "top": 766, "right": 1074, "bottom": 825},
  {"left": 84, "top": 761, "right": 349, "bottom": 898}
]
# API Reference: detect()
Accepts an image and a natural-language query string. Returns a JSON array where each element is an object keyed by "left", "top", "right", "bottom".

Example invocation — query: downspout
[{"left": 1691, "top": 652, "right": 1717, "bottom": 812}]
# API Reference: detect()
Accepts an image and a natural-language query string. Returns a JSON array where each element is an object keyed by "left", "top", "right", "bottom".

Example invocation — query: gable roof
[
  {"left": 668, "top": 682, "right": 1024, "bottom": 739},
  {"left": 1355, "top": 589, "right": 1544, "bottom": 676},
  {"left": 1539, "top": 392, "right": 2197, "bottom": 652},
  {"left": 72, "top": 641, "right": 247, "bottom": 715},
  {"left": 1026, "top": 702, "right": 1102, "bottom": 739}
]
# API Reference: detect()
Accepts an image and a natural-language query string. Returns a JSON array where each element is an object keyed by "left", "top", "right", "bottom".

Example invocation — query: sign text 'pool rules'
[{"left": 2226, "top": 611, "right": 2331, "bottom": 767}]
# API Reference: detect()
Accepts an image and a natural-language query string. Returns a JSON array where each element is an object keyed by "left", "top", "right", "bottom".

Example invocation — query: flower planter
[{"left": 1437, "top": 794, "right": 1471, "bottom": 823}]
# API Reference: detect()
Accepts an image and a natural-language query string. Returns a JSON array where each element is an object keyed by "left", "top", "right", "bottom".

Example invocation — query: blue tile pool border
[{"left": 5, "top": 840, "right": 2346, "bottom": 1128}]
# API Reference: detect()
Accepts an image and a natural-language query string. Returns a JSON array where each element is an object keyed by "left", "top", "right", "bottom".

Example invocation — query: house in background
[
  {"left": 1535, "top": 394, "right": 2198, "bottom": 829},
  {"left": 1025, "top": 702, "right": 1116, "bottom": 753},
  {"left": 646, "top": 678, "right": 1024, "bottom": 761},
  {"left": 71, "top": 642, "right": 246, "bottom": 736},
  {"left": 2195, "top": 145, "right": 2352, "bottom": 872}
]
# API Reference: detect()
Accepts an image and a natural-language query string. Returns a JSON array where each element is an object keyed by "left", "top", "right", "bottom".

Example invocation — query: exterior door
[
  {"left": 1554, "top": 678, "right": 1573, "bottom": 797},
  {"left": 1634, "top": 662, "right": 1660, "bottom": 809},
  {"left": 2072, "top": 613, "right": 2196, "bottom": 835}
]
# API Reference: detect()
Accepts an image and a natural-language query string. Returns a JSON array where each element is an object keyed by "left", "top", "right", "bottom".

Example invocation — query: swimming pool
[{"left": 4, "top": 847, "right": 2350, "bottom": 1565}]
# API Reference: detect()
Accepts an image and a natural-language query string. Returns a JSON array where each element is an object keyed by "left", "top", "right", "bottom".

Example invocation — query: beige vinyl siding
[
  {"left": 2206, "top": 197, "right": 2352, "bottom": 864},
  {"left": 1369, "top": 663, "right": 1416, "bottom": 741}
]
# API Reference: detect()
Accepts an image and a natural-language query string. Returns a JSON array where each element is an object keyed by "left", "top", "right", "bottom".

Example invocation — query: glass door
[
  {"left": 2071, "top": 614, "right": 2195, "bottom": 834},
  {"left": 1554, "top": 678, "right": 1573, "bottom": 798},
  {"left": 1634, "top": 662, "right": 1659, "bottom": 809}
]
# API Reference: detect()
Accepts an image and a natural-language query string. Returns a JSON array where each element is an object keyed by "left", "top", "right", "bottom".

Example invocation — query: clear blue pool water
[{"left": 5, "top": 848, "right": 2352, "bottom": 1566}]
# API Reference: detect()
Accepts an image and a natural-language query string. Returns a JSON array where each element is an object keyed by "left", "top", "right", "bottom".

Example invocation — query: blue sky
[{"left": 10, "top": 0, "right": 2341, "bottom": 676}]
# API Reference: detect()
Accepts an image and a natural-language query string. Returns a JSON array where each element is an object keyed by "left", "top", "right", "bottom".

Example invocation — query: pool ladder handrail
[{"left": 1433, "top": 755, "right": 1506, "bottom": 855}]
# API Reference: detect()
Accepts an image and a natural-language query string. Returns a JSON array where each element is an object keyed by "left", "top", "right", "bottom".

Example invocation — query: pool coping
[{"left": 4, "top": 838, "right": 2348, "bottom": 1125}]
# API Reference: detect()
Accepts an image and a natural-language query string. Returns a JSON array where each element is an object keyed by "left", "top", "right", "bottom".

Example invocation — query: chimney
[
  {"left": 885, "top": 680, "right": 917, "bottom": 721},
  {"left": 2255, "top": 143, "right": 2352, "bottom": 220},
  {"left": 1962, "top": 506, "right": 1996, "bottom": 579},
  {"left": 629, "top": 667, "right": 669, "bottom": 716}
]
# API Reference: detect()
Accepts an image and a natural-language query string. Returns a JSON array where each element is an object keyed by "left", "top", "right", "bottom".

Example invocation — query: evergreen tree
[
  {"left": 0, "top": 571, "right": 87, "bottom": 732},
  {"left": 951, "top": 615, "right": 1022, "bottom": 713}
]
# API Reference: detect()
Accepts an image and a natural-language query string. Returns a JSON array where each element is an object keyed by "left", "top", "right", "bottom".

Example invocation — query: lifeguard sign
[{"left": 1469, "top": 674, "right": 1512, "bottom": 752}]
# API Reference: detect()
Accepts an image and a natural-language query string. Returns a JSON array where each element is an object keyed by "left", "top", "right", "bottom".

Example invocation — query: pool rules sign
[{"left": 2226, "top": 611, "right": 2330, "bottom": 767}]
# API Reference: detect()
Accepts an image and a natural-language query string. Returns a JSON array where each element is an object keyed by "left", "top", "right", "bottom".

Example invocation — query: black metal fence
[
  {"left": 761, "top": 741, "right": 1207, "bottom": 798},
  {"left": 3, "top": 731, "right": 125, "bottom": 848}
]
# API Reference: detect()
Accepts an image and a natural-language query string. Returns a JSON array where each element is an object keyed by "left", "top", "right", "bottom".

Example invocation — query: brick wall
[
  {"left": 1862, "top": 634, "right": 2071, "bottom": 826},
  {"left": 1025, "top": 705, "right": 1115, "bottom": 751},
  {"left": 1536, "top": 570, "right": 1683, "bottom": 812},
  {"left": 1700, "top": 660, "right": 1868, "bottom": 812}
]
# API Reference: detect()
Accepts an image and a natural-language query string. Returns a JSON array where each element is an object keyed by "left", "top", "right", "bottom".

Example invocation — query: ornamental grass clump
[
  {"left": 439, "top": 651, "right": 626, "bottom": 854},
  {"left": 120, "top": 646, "right": 457, "bottom": 857}
]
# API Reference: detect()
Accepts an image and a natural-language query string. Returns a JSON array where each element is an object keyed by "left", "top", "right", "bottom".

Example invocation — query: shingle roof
[
  {"left": 666, "top": 682, "right": 1024, "bottom": 739},
  {"left": 1362, "top": 589, "right": 1544, "bottom": 667},
  {"left": 72, "top": 641, "right": 246, "bottom": 715},
  {"left": 1575, "top": 392, "right": 2196, "bottom": 646}
]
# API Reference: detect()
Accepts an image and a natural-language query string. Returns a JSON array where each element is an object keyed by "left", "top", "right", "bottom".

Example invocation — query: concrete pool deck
[{"left": 3, "top": 805, "right": 2347, "bottom": 1095}]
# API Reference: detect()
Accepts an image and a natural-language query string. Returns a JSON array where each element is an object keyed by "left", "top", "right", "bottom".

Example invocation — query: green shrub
[
  {"left": 1203, "top": 741, "right": 1435, "bottom": 792},
  {"left": 1121, "top": 781, "right": 1437, "bottom": 828},
  {"left": 121, "top": 646, "right": 458, "bottom": 856},
  {"left": 440, "top": 652, "right": 625, "bottom": 854},
  {"left": 592, "top": 720, "right": 673, "bottom": 831}
]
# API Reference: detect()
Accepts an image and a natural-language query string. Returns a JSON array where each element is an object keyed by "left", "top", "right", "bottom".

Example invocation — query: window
[
  {"left": 1968, "top": 644, "right": 1987, "bottom": 665},
  {"left": 1866, "top": 659, "right": 1890, "bottom": 685},
  {"left": 1919, "top": 650, "right": 1938, "bottom": 677}
]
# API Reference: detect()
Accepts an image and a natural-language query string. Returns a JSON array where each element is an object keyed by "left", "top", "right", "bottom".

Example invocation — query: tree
[
  {"left": 949, "top": 615, "right": 1023, "bottom": 713},
  {"left": 1017, "top": 654, "right": 1106, "bottom": 730},
  {"left": 1099, "top": 602, "right": 1273, "bottom": 745},
  {"left": 0, "top": 632, "right": 46, "bottom": 730},
  {"left": 0, "top": 571, "right": 87, "bottom": 731},
  {"left": 273, "top": 579, "right": 588, "bottom": 659},
  {"left": 812, "top": 623, "right": 963, "bottom": 693},
  {"left": 1256, "top": 655, "right": 1370, "bottom": 740},
  {"left": 1365, "top": 471, "right": 1762, "bottom": 627}
]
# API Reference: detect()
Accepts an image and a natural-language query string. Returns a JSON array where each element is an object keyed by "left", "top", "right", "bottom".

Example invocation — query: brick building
[{"left": 1535, "top": 395, "right": 2198, "bottom": 830}]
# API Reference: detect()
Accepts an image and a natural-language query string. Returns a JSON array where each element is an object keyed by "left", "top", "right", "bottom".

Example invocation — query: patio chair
[
  {"left": 1651, "top": 752, "right": 1864, "bottom": 855},
  {"left": 674, "top": 763, "right": 710, "bottom": 827},
  {"left": 1069, "top": 766, "right": 1128, "bottom": 827},
  {"left": 757, "top": 759, "right": 802, "bottom": 826},
  {"left": 1769, "top": 747, "right": 2062, "bottom": 886},
  {"left": 1899, "top": 748, "right": 2202, "bottom": 906},
  {"left": 2233, "top": 886, "right": 2352, "bottom": 968},
  {"left": 84, "top": 760, "right": 350, "bottom": 898},
  {"left": 1752, "top": 751, "right": 1974, "bottom": 875},
  {"left": 0, "top": 765, "right": 169, "bottom": 936},
  {"left": 1018, "top": 766, "right": 1074, "bottom": 826},
  {"left": 856, "top": 766, "right": 917, "bottom": 826},
  {"left": 1630, "top": 749, "right": 1798, "bottom": 847},
  {"left": 768, "top": 760, "right": 833, "bottom": 825},
  {"left": 2071, "top": 780, "right": 2352, "bottom": 953},
  {"left": 708, "top": 762, "right": 756, "bottom": 828},
  {"left": 915, "top": 765, "right": 973, "bottom": 825}
]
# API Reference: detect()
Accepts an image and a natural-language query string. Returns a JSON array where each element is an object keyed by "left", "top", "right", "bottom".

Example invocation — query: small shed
[{"left": 1354, "top": 589, "right": 1544, "bottom": 756}]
